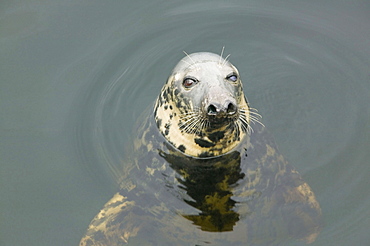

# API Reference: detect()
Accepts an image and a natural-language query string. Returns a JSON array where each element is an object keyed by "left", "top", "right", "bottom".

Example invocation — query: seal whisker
[
  {"left": 238, "top": 114, "right": 252, "bottom": 134},
  {"left": 179, "top": 116, "right": 199, "bottom": 132},
  {"left": 197, "top": 118, "right": 205, "bottom": 135},
  {"left": 179, "top": 115, "right": 198, "bottom": 125},
  {"left": 180, "top": 107, "right": 201, "bottom": 114},
  {"left": 244, "top": 119, "right": 253, "bottom": 134},
  {"left": 241, "top": 122, "right": 251, "bottom": 134},
  {"left": 249, "top": 115, "right": 260, "bottom": 121},
  {"left": 249, "top": 107, "right": 260, "bottom": 112},
  {"left": 204, "top": 118, "right": 210, "bottom": 132},
  {"left": 249, "top": 111, "right": 262, "bottom": 118},
  {"left": 219, "top": 46, "right": 225, "bottom": 65},
  {"left": 248, "top": 126, "right": 253, "bottom": 134},
  {"left": 180, "top": 114, "right": 199, "bottom": 120},
  {"left": 183, "top": 51, "right": 196, "bottom": 66},
  {"left": 239, "top": 107, "right": 264, "bottom": 128},
  {"left": 222, "top": 54, "right": 231, "bottom": 66},
  {"left": 248, "top": 114, "right": 259, "bottom": 121},
  {"left": 181, "top": 111, "right": 209, "bottom": 135},
  {"left": 233, "top": 121, "right": 240, "bottom": 139},
  {"left": 182, "top": 116, "right": 202, "bottom": 134},
  {"left": 188, "top": 117, "right": 201, "bottom": 134},
  {"left": 180, "top": 113, "right": 199, "bottom": 119},
  {"left": 192, "top": 118, "right": 204, "bottom": 135},
  {"left": 196, "top": 118, "right": 206, "bottom": 136},
  {"left": 180, "top": 108, "right": 202, "bottom": 118},
  {"left": 179, "top": 110, "right": 201, "bottom": 120},
  {"left": 239, "top": 108, "right": 262, "bottom": 117},
  {"left": 249, "top": 112, "right": 263, "bottom": 118},
  {"left": 181, "top": 111, "right": 199, "bottom": 115},
  {"left": 180, "top": 117, "right": 197, "bottom": 132},
  {"left": 194, "top": 120, "right": 201, "bottom": 135},
  {"left": 181, "top": 59, "right": 193, "bottom": 67},
  {"left": 239, "top": 111, "right": 249, "bottom": 121},
  {"left": 248, "top": 108, "right": 263, "bottom": 118},
  {"left": 249, "top": 115, "right": 265, "bottom": 127}
]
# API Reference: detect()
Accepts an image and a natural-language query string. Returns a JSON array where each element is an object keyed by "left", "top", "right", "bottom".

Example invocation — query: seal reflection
[{"left": 160, "top": 150, "right": 244, "bottom": 232}]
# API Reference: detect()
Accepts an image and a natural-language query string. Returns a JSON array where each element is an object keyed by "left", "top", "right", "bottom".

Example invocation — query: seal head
[{"left": 154, "top": 52, "right": 250, "bottom": 158}]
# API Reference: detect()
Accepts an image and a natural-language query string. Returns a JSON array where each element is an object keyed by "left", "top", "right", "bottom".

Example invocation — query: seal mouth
[
  {"left": 204, "top": 116, "right": 240, "bottom": 137},
  {"left": 207, "top": 119, "right": 236, "bottom": 133},
  {"left": 207, "top": 112, "right": 238, "bottom": 126},
  {"left": 206, "top": 102, "right": 239, "bottom": 126},
  {"left": 179, "top": 107, "right": 238, "bottom": 135},
  {"left": 205, "top": 101, "right": 239, "bottom": 127},
  {"left": 178, "top": 105, "right": 258, "bottom": 136}
]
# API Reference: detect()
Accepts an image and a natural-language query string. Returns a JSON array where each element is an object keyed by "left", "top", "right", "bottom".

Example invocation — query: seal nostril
[
  {"left": 207, "top": 104, "right": 218, "bottom": 115},
  {"left": 227, "top": 103, "right": 237, "bottom": 115}
]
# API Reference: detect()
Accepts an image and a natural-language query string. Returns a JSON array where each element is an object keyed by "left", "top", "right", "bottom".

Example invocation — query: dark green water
[{"left": 1, "top": 1, "right": 369, "bottom": 245}]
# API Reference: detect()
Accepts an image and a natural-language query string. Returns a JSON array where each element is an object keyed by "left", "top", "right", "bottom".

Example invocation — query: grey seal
[{"left": 80, "top": 52, "right": 322, "bottom": 246}]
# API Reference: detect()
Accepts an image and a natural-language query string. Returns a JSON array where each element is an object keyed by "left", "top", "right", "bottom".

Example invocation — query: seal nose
[{"left": 206, "top": 101, "right": 237, "bottom": 117}]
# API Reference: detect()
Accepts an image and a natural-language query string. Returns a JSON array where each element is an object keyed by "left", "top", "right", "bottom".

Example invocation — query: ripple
[
  {"left": 70, "top": 1, "right": 368, "bottom": 180},
  {"left": 68, "top": 2, "right": 369, "bottom": 244}
]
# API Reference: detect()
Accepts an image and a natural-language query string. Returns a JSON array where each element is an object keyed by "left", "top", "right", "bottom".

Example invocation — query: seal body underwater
[{"left": 80, "top": 52, "right": 322, "bottom": 245}]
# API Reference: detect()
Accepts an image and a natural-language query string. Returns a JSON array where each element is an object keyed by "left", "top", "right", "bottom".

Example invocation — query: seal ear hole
[
  {"left": 226, "top": 73, "right": 238, "bottom": 83},
  {"left": 183, "top": 77, "right": 198, "bottom": 88}
]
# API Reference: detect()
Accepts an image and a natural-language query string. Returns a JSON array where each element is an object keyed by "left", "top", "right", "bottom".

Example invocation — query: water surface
[{"left": 1, "top": 1, "right": 369, "bottom": 245}]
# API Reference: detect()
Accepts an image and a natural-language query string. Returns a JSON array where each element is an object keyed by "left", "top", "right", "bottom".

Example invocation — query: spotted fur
[{"left": 80, "top": 52, "right": 322, "bottom": 246}]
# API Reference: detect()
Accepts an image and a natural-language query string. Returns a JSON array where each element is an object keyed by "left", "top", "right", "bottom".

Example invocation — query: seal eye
[
  {"left": 226, "top": 73, "right": 238, "bottom": 82},
  {"left": 183, "top": 77, "right": 198, "bottom": 88}
]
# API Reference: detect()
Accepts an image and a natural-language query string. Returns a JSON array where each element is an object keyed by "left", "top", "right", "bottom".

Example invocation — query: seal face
[
  {"left": 80, "top": 52, "right": 322, "bottom": 246},
  {"left": 154, "top": 52, "right": 250, "bottom": 158}
]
